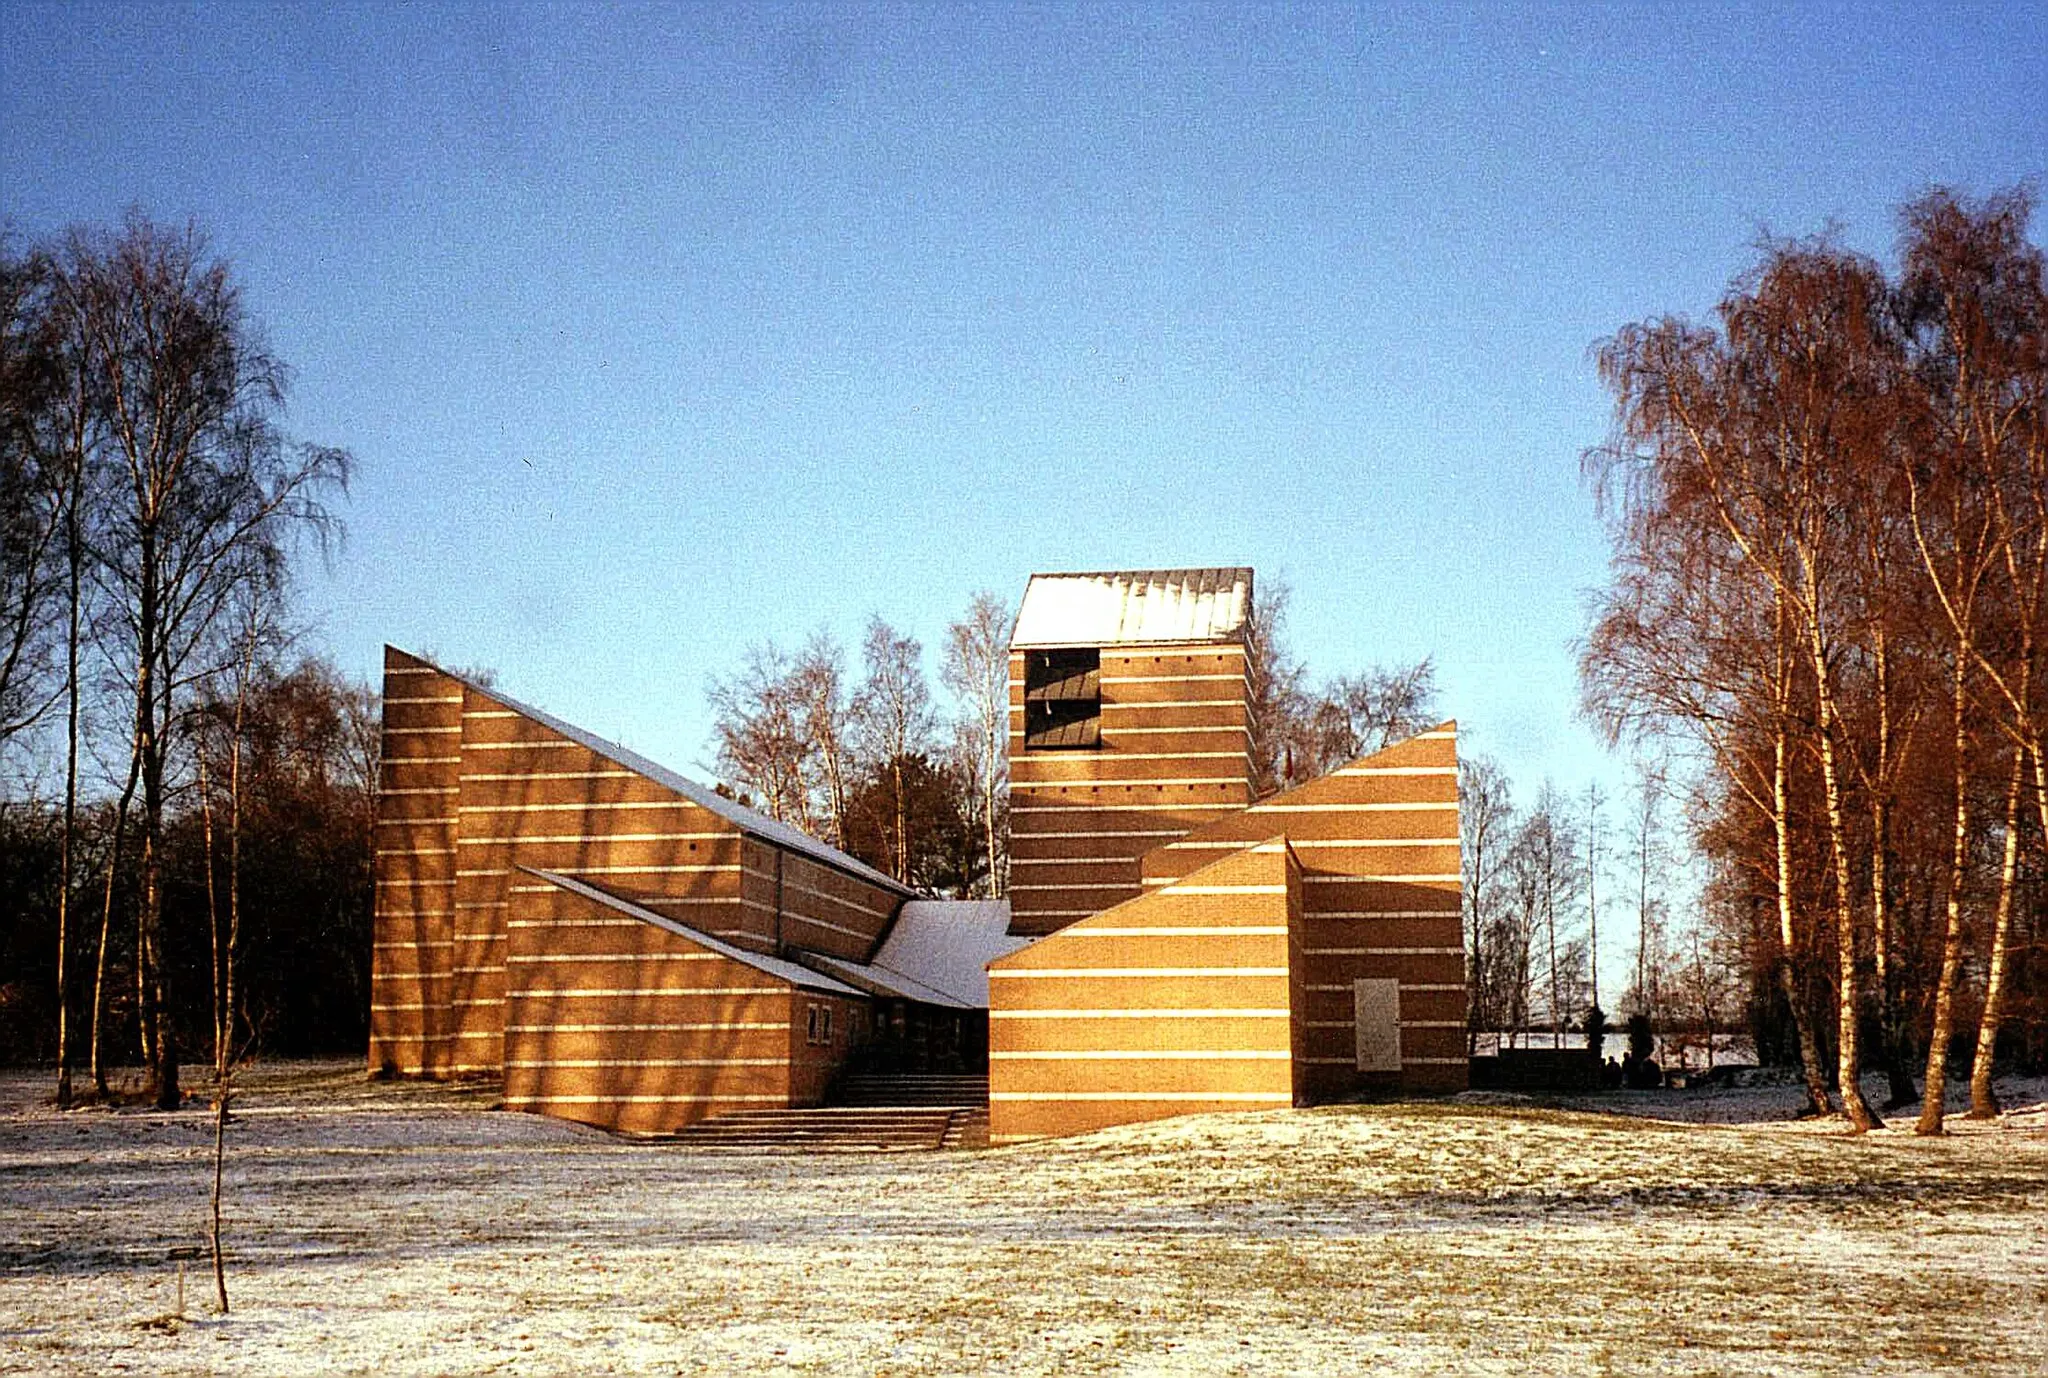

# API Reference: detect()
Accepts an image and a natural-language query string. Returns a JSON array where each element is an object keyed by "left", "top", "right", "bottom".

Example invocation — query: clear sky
[{"left": 3, "top": 2, "right": 2043, "bottom": 979}]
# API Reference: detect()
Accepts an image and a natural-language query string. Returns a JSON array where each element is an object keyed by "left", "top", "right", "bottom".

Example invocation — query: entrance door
[{"left": 1353, "top": 978, "right": 1402, "bottom": 1073}]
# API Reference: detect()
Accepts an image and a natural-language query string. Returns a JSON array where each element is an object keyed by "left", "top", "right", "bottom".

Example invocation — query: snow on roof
[
  {"left": 868, "top": 900, "right": 1029, "bottom": 1009},
  {"left": 406, "top": 653, "right": 915, "bottom": 899},
  {"left": 519, "top": 869, "right": 867, "bottom": 997},
  {"left": 1010, "top": 568, "right": 1253, "bottom": 649}
]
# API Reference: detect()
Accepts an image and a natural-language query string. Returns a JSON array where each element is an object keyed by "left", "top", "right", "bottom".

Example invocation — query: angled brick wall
[
  {"left": 501, "top": 874, "right": 862, "bottom": 1134},
  {"left": 369, "top": 649, "right": 463, "bottom": 1075},
  {"left": 1138, "top": 724, "right": 1466, "bottom": 1095},
  {"left": 988, "top": 838, "right": 1301, "bottom": 1143},
  {"left": 370, "top": 649, "right": 903, "bottom": 1094}
]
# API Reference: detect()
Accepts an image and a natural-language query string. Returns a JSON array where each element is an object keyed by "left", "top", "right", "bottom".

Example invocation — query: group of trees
[
  {"left": 707, "top": 593, "right": 1013, "bottom": 896},
  {"left": 0, "top": 214, "right": 360, "bottom": 1109},
  {"left": 1581, "top": 186, "right": 2047, "bottom": 1133},
  {"left": 706, "top": 577, "right": 1459, "bottom": 901},
  {"left": 1460, "top": 754, "right": 1750, "bottom": 1068}
]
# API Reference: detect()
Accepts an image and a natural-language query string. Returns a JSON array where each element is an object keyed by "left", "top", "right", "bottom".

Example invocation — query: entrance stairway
[{"left": 668, "top": 1073, "right": 990, "bottom": 1152}]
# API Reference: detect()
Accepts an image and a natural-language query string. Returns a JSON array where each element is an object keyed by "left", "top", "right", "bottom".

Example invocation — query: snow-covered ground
[{"left": 2, "top": 1061, "right": 2044, "bottom": 1376}]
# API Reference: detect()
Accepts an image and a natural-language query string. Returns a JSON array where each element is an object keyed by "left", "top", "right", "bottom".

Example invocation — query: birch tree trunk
[{"left": 1917, "top": 656, "right": 1973, "bottom": 1136}]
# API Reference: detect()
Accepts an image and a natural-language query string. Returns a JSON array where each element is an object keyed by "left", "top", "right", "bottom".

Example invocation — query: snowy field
[{"left": 2, "top": 1061, "right": 2044, "bottom": 1377}]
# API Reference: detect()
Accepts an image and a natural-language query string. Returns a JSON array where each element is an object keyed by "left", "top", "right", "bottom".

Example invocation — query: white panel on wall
[{"left": 1353, "top": 978, "right": 1402, "bottom": 1072}]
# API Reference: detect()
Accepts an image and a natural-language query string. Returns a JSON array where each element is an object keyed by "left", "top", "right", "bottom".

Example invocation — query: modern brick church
[{"left": 369, "top": 568, "right": 1466, "bottom": 1141}]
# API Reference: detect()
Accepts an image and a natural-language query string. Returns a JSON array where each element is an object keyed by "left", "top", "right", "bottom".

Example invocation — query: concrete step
[
  {"left": 672, "top": 1106, "right": 959, "bottom": 1151},
  {"left": 828, "top": 1075, "right": 990, "bottom": 1107},
  {"left": 941, "top": 1107, "right": 990, "bottom": 1151}
]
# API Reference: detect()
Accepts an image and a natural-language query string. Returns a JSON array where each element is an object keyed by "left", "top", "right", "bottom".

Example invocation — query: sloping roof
[
  {"left": 519, "top": 868, "right": 867, "bottom": 997},
  {"left": 873, "top": 900, "right": 1028, "bottom": 1007},
  {"left": 1010, "top": 568, "right": 1254, "bottom": 648},
  {"left": 793, "top": 900, "right": 1026, "bottom": 1009},
  {"left": 399, "top": 650, "right": 915, "bottom": 899}
]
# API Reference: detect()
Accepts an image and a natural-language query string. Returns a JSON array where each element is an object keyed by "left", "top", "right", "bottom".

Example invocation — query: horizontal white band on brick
[
  {"left": 738, "top": 867, "right": 894, "bottom": 920},
  {"left": 991, "top": 1050, "right": 1289, "bottom": 1061},
  {"left": 508, "top": 917, "right": 640, "bottom": 929},
  {"left": 1303, "top": 947, "right": 1464, "bottom": 958},
  {"left": 1402, "top": 1020, "right": 1466, "bottom": 1029},
  {"left": 505, "top": 1095, "right": 786, "bottom": 1106},
  {"left": 775, "top": 910, "right": 874, "bottom": 942},
  {"left": 373, "top": 939, "right": 453, "bottom": 949},
  {"left": 461, "top": 709, "right": 520, "bottom": 718},
  {"left": 1017, "top": 750, "right": 1248, "bottom": 762},
  {"left": 991, "top": 967, "right": 1288, "bottom": 979},
  {"left": 1059, "top": 926, "right": 1287, "bottom": 937},
  {"left": 385, "top": 725, "right": 462, "bottom": 735},
  {"left": 1169, "top": 837, "right": 1458, "bottom": 851},
  {"left": 378, "top": 818, "right": 458, "bottom": 829},
  {"left": 1011, "top": 804, "right": 1242, "bottom": 814},
  {"left": 451, "top": 997, "right": 504, "bottom": 1007},
  {"left": 377, "top": 847, "right": 456, "bottom": 857},
  {"left": 380, "top": 786, "right": 460, "bottom": 796},
  {"left": 459, "top": 801, "right": 695, "bottom": 813},
  {"left": 373, "top": 907, "right": 453, "bottom": 918},
  {"left": 507, "top": 952, "right": 720, "bottom": 964},
  {"left": 453, "top": 933, "right": 502, "bottom": 942},
  {"left": 1011, "top": 725, "right": 1249, "bottom": 738},
  {"left": 509, "top": 987, "right": 783, "bottom": 998},
  {"left": 451, "top": 1030, "right": 501, "bottom": 1039},
  {"left": 1331, "top": 765, "right": 1458, "bottom": 776},
  {"left": 506, "top": 1058, "right": 783, "bottom": 1069},
  {"left": 370, "top": 1002, "right": 428, "bottom": 1012},
  {"left": 451, "top": 965, "right": 502, "bottom": 974},
  {"left": 1011, "top": 778, "right": 1251, "bottom": 789},
  {"left": 989, "top": 1091, "right": 1291, "bottom": 1103},
  {"left": 463, "top": 739, "right": 581, "bottom": 750},
  {"left": 382, "top": 694, "right": 461, "bottom": 704},
  {"left": 992, "top": 1008, "right": 1290, "bottom": 1019},
  {"left": 460, "top": 832, "right": 732, "bottom": 846},
  {"left": 1159, "top": 884, "right": 1286, "bottom": 896},
  {"left": 1005, "top": 909, "right": 1101, "bottom": 919},
  {"left": 641, "top": 894, "right": 739, "bottom": 906},
  {"left": 375, "top": 878, "right": 448, "bottom": 888},
  {"left": 1009, "top": 645, "right": 1246, "bottom": 665},
  {"left": 1011, "top": 829, "right": 1186, "bottom": 840},
  {"left": 464, "top": 863, "right": 737, "bottom": 878},
  {"left": 460, "top": 770, "right": 639, "bottom": 782},
  {"left": 1248, "top": 803, "right": 1457, "bottom": 816},
  {"left": 506, "top": 1022, "right": 788, "bottom": 1033},
  {"left": 385, "top": 757, "right": 462, "bottom": 767},
  {"left": 1008, "top": 882, "right": 1141, "bottom": 892},
  {"left": 1101, "top": 673, "right": 1246, "bottom": 684},
  {"left": 1304, "top": 874, "right": 1461, "bottom": 884}
]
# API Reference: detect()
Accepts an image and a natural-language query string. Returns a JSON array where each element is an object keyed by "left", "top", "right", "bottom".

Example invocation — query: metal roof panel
[{"left": 1010, "top": 568, "right": 1253, "bottom": 648}]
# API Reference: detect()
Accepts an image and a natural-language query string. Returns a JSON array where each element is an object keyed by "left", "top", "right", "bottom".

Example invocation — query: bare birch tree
[
  {"left": 851, "top": 617, "right": 936, "bottom": 884},
  {"left": 942, "top": 590, "right": 1012, "bottom": 898},
  {"left": 69, "top": 214, "right": 349, "bottom": 1108}
]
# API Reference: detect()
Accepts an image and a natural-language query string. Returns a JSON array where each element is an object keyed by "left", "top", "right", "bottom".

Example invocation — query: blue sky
[{"left": 3, "top": 3, "right": 2043, "bottom": 965}]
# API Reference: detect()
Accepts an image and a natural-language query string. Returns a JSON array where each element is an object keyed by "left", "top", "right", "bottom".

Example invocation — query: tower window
[{"left": 1024, "top": 648, "right": 1101, "bottom": 749}]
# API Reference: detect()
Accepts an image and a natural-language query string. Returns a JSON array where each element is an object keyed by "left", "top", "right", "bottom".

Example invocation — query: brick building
[{"left": 369, "top": 567, "right": 1465, "bottom": 1140}]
